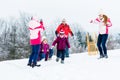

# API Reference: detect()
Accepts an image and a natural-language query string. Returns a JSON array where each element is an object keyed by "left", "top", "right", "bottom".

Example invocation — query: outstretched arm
[
  {"left": 90, "top": 18, "right": 100, "bottom": 24},
  {"left": 52, "top": 37, "right": 59, "bottom": 46}
]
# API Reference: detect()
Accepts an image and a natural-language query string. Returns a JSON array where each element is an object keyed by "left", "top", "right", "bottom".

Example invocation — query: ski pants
[
  {"left": 57, "top": 50, "right": 65, "bottom": 61},
  {"left": 97, "top": 34, "right": 108, "bottom": 56},
  {"left": 28, "top": 44, "right": 41, "bottom": 65}
]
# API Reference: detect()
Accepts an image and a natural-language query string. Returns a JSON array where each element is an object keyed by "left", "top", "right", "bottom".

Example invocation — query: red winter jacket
[
  {"left": 52, "top": 36, "right": 70, "bottom": 50},
  {"left": 55, "top": 23, "right": 73, "bottom": 37}
]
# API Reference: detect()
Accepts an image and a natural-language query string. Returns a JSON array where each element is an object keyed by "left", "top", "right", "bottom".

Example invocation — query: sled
[{"left": 86, "top": 32, "right": 98, "bottom": 55}]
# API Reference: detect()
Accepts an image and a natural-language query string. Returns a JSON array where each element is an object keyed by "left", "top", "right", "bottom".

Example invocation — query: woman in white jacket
[
  {"left": 27, "top": 17, "right": 45, "bottom": 67},
  {"left": 90, "top": 14, "right": 112, "bottom": 58}
]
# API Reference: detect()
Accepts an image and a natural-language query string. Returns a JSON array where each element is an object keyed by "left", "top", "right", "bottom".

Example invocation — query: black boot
[
  {"left": 56, "top": 58, "right": 59, "bottom": 62},
  {"left": 100, "top": 55, "right": 104, "bottom": 58},
  {"left": 31, "top": 63, "right": 41, "bottom": 68},
  {"left": 27, "top": 63, "right": 31, "bottom": 66},
  {"left": 104, "top": 54, "right": 108, "bottom": 58},
  {"left": 31, "top": 63, "right": 35, "bottom": 68},
  {"left": 98, "top": 55, "right": 104, "bottom": 59},
  {"left": 61, "top": 60, "right": 64, "bottom": 64}
]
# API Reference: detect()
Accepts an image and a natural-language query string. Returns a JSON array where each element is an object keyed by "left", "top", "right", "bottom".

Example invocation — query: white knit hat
[
  {"left": 62, "top": 18, "right": 66, "bottom": 22},
  {"left": 98, "top": 9, "right": 104, "bottom": 15},
  {"left": 42, "top": 36, "right": 47, "bottom": 41},
  {"left": 60, "top": 30, "right": 65, "bottom": 35}
]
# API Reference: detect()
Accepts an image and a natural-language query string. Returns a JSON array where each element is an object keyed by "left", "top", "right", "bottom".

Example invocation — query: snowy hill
[{"left": 0, "top": 49, "right": 120, "bottom": 80}]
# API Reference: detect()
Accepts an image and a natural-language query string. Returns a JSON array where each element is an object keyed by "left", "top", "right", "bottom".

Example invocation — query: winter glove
[
  {"left": 55, "top": 31, "right": 58, "bottom": 36},
  {"left": 71, "top": 32, "right": 74, "bottom": 36},
  {"left": 51, "top": 46, "right": 54, "bottom": 49},
  {"left": 40, "top": 19, "right": 43, "bottom": 25},
  {"left": 47, "top": 49, "right": 49, "bottom": 52},
  {"left": 90, "top": 20, "right": 93, "bottom": 23}
]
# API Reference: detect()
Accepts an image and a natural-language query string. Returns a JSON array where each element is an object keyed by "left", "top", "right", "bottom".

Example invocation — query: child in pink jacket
[{"left": 38, "top": 38, "right": 50, "bottom": 61}]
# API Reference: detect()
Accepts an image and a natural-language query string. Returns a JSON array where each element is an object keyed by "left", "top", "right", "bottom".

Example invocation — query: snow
[{"left": 0, "top": 49, "right": 120, "bottom": 80}]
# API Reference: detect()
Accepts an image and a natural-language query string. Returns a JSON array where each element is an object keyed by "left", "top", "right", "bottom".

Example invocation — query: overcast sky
[{"left": 0, "top": 0, "right": 120, "bottom": 33}]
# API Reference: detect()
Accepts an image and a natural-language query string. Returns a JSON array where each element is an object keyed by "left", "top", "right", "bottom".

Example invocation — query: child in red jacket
[{"left": 52, "top": 30, "right": 70, "bottom": 64}]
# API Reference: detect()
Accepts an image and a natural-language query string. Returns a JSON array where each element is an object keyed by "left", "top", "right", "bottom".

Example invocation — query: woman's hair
[{"left": 103, "top": 14, "right": 108, "bottom": 24}]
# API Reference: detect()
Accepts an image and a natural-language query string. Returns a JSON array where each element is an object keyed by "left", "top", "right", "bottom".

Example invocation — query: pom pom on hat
[{"left": 98, "top": 9, "right": 105, "bottom": 15}]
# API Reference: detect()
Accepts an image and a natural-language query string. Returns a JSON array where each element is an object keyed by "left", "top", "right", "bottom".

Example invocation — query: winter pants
[
  {"left": 49, "top": 49, "right": 53, "bottom": 59},
  {"left": 65, "top": 38, "right": 70, "bottom": 57},
  {"left": 65, "top": 46, "right": 69, "bottom": 57},
  {"left": 28, "top": 44, "right": 41, "bottom": 65},
  {"left": 45, "top": 52, "right": 49, "bottom": 61},
  {"left": 97, "top": 34, "right": 108, "bottom": 56},
  {"left": 38, "top": 52, "right": 49, "bottom": 61},
  {"left": 57, "top": 50, "right": 65, "bottom": 61}
]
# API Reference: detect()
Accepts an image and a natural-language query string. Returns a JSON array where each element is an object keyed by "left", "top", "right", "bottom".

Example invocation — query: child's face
[
  {"left": 43, "top": 40, "right": 47, "bottom": 44},
  {"left": 62, "top": 19, "right": 66, "bottom": 25}
]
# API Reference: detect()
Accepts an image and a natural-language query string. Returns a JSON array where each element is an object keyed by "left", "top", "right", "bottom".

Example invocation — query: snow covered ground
[{"left": 0, "top": 49, "right": 120, "bottom": 80}]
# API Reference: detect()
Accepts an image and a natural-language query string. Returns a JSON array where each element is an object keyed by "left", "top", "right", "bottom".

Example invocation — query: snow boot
[
  {"left": 98, "top": 55, "right": 104, "bottom": 59},
  {"left": 104, "top": 55, "right": 108, "bottom": 58},
  {"left": 56, "top": 58, "right": 59, "bottom": 62},
  {"left": 27, "top": 63, "right": 31, "bottom": 66},
  {"left": 31, "top": 63, "right": 41, "bottom": 68},
  {"left": 61, "top": 60, "right": 64, "bottom": 64}
]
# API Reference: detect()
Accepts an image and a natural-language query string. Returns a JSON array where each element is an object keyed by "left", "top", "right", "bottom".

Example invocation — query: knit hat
[
  {"left": 62, "top": 18, "right": 66, "bottom": 22},
  {"left": 98, "top": 9, "right": 104, "bottom": 15},
  {"left": 59, "top": 30, "right": 65, "bottom": 35},
  {"left": 42, "top": 36, "right": 47, "bottom": 41}
]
